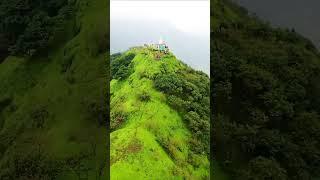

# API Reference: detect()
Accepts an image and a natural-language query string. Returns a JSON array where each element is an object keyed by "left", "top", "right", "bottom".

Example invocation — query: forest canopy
[
  {"left": 0, "top": 0, "right": 72, "bottom": 59},
  {"left": 212, "top": 0, "right": 320, "bottom": 179}
]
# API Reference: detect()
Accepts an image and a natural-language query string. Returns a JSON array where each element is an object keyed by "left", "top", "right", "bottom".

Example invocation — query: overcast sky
[{"left": 111, "top": 1, "right": 210, "bottom": 74}]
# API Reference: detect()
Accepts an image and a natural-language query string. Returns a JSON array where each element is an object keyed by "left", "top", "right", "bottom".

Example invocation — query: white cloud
[{"left": 111, "top": 1, "right": 210, "bottom": 35}]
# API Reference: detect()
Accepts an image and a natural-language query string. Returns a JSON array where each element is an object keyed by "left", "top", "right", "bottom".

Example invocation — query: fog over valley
[
  {"left": 111, "top": 1, "right": 210, "bottom": 75},
  {"left": 111, "top": 19, "right": 210, "bottom": 75}
]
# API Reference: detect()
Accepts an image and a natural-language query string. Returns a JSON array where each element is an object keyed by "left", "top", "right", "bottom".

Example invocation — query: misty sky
[
  {"left": 234, "top": 0, "right": 320, "bottom": 49},
  {"left": 111, "top": 1, "right": 210, "bottom": 75}
]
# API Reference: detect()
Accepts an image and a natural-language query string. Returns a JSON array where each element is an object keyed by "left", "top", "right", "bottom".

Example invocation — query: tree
[
  {"left": 0, "top": 0, "right": 70, "bottom": 57},
  {"left": 238, "top": 157, "right": 287, "bottom": 180}
]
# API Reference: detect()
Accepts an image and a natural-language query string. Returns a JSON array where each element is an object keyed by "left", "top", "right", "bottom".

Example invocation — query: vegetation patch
[
  {"left": 30, "top": 106, "right": 49, "bottom": 129},
  {"left": 212, "top": 0, "right": 320, "bottom": 179},
  {"left": 0, "top": 0, "right": 109, "bottom": 178},
  {"left": 0, "top": 0, "right": 74, "bottom": 57},
  {"left": 110, "top": 47, "right": 209, "bottom": 179},
  {"left": 110, "top": 110, "right": 128, "bottom": 131},
  {"left": 138, "top": 91, "right": 151, "bottom": 102},
  {"left": 154, "top": 66, "right": 210, "bottom": 154},
  {"left": 111, "top": 53, "right": 135, "bottom": 80}
]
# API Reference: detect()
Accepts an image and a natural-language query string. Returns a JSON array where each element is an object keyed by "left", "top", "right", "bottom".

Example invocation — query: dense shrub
[
  {"left": 60, "top": 52, "right": 74, "bottom": 73},
  {"left": 153, "top": 66, "right": 210, "bottom": 155},
  {"left": 154, "top": 74, "right": 183, "bottom": 94},
  {"left": 12, "top": 152, "right": 61, "bottom": 179},
  {"left": 138, "top": 91, "right": 151, "bottom": 102},
  {"left": 0, "top": 0, "right": 72, "bottom": 57},
  {"left": 83, "top": 97, "right": 107, "bottom": 127},
  {"left": 238, "top": 157, "right": 288, "bottom": 180},
  {"left": 30, "top": 106, "right": 49, "bottom": 129},
  {"left": 89, "top": 20, "right": 108, "bottom": 56},
  {"left": 110, "top": 111, "right": 128, "bottom": 131},
  {"left": 111, "top": 53, "right": 135, "bottom": 80},
  {"left": 0, "top": 95, "right": 12, "bottom": 111}
]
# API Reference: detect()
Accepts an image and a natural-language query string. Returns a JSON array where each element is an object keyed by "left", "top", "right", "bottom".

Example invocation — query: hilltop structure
[{"left": 144, "top": 38, "right": 169, "bottom": 53}]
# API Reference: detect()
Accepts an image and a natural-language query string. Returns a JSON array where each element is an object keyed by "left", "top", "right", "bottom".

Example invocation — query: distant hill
[
  {"left": 212, "top": 0, "right": 320, "bottom": 179},
  {"left": 110, "top": 47, "right": 210, "bottom": 179}
]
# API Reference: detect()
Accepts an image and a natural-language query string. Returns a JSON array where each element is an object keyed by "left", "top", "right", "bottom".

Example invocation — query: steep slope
[
  {"left": 110, "top": 47, "right": 210, "bottom": 179},
  {"left": 0, "top": 0, "right": 108, "bottom": 179},
  {"left": 212, "top": 0, "right": 320, "bottom": 179}
]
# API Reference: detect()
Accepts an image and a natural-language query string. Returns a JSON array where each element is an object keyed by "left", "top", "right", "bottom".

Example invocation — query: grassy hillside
[
  {"left": 212, "top": 0, "right": 320, "bottom": 179},
  {"left": 0, "top": 0, "right": 108, "bottom": 179},
  {"left": 110, "top": 47, "right": 210, "bottom": 179}
]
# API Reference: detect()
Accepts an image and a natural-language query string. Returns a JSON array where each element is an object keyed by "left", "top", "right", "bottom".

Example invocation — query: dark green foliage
[
  {"left": 60, "top": 52, "right": 74, "bottom": 73},
  {"left": 154, "top": 65, "right": 210, "bottom": 154},
  {"left": 212, "top": 0, "right": 320, "bottom": 179},
  {"left": 238, "top": 157, "right": 288, "bottom": 180},
  {"left": 30, "top": 106, "right": 49, "bottom": 129},
  {"left": 110, "top": 111, "right": 128, "bottom": 131},
  {"left": 0, "top": 95, "right": 12, "bottom": 112},
  {"left": 138, "top": 91, "right": 151, "bottom": 102},
  {"left": 10, "top": 12, "right": 52, "bottom": 56},
  {"left": 89, "top": 20, "right": 108, "bottom": 56},
  {"left": 111, "top": 53, "right": 135, "bottom": 80},
  {"left": 9, "top": 152, "right": 62, "bottom": 180},
  {"left": 0, "top": 0, "right": 108, "bottom": 178},
  {"left": 83, "top": 96, "right": 108, "bottom": 127},
  {"left": 0, "top": 95, "right": 12, "bottom": 130},
  {"left": 0, "top": 0, "right": 71, "bottom": 57},
  {"left": 154, "top": 74, "right": 183, "bottom": 94},
  {"left": 167, "top": 95, "right": 188, "bottom": 113}
]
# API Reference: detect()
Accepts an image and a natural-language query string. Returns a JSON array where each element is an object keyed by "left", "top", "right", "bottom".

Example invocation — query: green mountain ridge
[
  {"left": 110, "top": 47, "right": 210, "bottom": 179},
  {"left": 0, "top": 0, "right": 108, "bottom": 179}
]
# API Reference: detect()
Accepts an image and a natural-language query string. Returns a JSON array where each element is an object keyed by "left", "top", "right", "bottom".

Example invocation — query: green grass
[
  {"left": 0, "top": 0, "right": 108, "bottom": 179},
  {"left": 110, "top": 48, "right": 209, "bottom": 179}
]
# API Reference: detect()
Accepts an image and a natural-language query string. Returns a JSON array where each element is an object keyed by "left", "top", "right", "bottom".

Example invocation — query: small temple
[{"left": 144, "top": 38, "right": 169, "bottom": 54}]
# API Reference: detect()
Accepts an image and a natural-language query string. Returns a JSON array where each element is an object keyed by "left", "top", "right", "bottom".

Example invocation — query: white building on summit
[{"left": 145, "top": 38, "right": 169, "bottom": 53}]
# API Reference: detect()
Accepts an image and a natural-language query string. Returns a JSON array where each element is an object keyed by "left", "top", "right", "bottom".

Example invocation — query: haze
[{"left": 111, "top": 1, "right": 210, "bottom": 75}]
